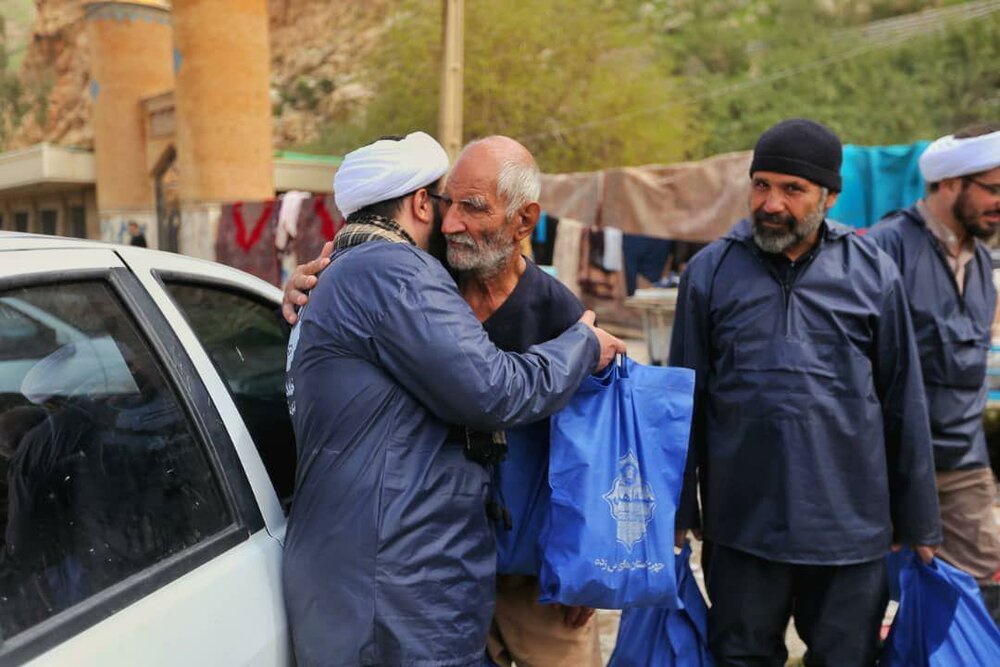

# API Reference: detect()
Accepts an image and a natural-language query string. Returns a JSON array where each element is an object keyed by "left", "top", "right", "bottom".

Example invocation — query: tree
[
  {"left": 303, "top": 0, "right": 701, "bottom": 172},
  {"left": 642, "top": 0, "right": 999, "bottom": 155}
]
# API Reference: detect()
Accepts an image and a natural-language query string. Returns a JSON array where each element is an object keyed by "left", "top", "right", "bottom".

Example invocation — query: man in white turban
[
  {"left": 282, "top": 131, "right": 625, "bottom": 666},
  {"left": 868, "top": 121, "right": 1000, "bottom": 623}
]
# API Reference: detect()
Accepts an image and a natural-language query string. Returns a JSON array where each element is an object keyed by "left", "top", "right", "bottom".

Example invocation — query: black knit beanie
[{"left": 750, "top": 119, "right": 843, "bottom": 192}]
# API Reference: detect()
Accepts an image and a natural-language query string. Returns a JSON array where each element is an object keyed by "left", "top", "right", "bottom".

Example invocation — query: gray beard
[
  {"left": 446, "top": 233, "right": 516, "bottom": 278},
  {"left": 752, "top": 198, "right": 827, "bottom": 254}
]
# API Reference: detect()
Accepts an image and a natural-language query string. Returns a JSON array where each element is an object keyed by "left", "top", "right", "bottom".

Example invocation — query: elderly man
[
  {"left": 867, "top": 123, "right": 1000, "bottom": 619},
  {"left": 285, "top": 135, "right": 605, "bottom": 666},
  {"left": 670, "top": 118, "right": 942, "bottom": 665},
  {"left": 283, "top": 132, "right": 624, "bottom": 667}
]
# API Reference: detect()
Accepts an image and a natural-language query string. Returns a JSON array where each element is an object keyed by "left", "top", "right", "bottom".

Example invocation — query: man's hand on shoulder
[
  {"left": 282, "top": 241, "right": 333, "bottom": 325},
  {"left": 578, "top": 310, "right": 626, "bottom": 372}
]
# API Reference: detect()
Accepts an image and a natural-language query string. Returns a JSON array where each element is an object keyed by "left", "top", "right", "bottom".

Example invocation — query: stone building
[{"left": 0, "top": 0, "right": 338, "bottom": 258}]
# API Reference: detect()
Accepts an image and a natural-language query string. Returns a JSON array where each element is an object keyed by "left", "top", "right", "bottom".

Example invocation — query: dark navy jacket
[
  {"left": 670, "top": 219, "right": 941, "bottom": 565},
  {"left": 867, "top": 205, "right": 996, "bottom": 471},
  {"left": 283, "top": 241, "right": 598, "bottom": 667}
]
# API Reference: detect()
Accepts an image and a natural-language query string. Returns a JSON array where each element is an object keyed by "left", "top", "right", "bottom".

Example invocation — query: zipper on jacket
[
  {"left": 780, "top": 246, "right": 820, "bottom": 337},
  {"left": 745, "top": 226, "right": 825, "bottom": 338}
]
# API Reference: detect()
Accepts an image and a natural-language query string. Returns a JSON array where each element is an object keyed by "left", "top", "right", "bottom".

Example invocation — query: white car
[{"left": 0, "top": 232, "right": 295, "bottom": 666}]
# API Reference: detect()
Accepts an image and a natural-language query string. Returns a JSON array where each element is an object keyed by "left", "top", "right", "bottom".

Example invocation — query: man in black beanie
[{"left": 671, "top": 118, "right": 942, "bottom": 666}]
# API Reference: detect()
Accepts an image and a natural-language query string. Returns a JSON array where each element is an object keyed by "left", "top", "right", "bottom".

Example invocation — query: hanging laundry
[
  {"left": 829, "top": 142, "right": 929, "bottom": 228},
  {"left": 276, "top": 191, "right": 312, "bottom": 251},
  {"left": 622, "top": 234, "right": 674, "bottom": 295},
  {"left": 532, "top": 212, "right": 559, "bottom": 265},
  {"left": 276, "top": 191, "right": 314, "bottom": 286},
  {"left": 215, "top": 200, "right": 281, "bottom": 285},
  {"left": 539, "top": 151, "right": 752, "bottom": 240},
  {"left": 588, "top": 227, "right": 605, "bottom": 269},
  {"left": 552, "top": 217, "right": 585, "bottom": 298},
  {"left": 579, "top": 226, "right": 620, "bottom": 299},
  {"left": 587, "top": 226, "right": 624, "bottom": 272},
  {"left": 296, "top": 195, "right": 344, "bottom": 266},
  {"left": 602, "top": 227, "right": 623, "bottom": 272}
]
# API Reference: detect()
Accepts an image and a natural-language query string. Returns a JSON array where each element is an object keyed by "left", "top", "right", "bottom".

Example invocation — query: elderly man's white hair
[{"left": 462, "top": 136, "right": 541, "bottom": 221}]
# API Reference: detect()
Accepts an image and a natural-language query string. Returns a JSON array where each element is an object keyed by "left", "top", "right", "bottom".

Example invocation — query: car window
[
  {"left": 0, "top": 301, "right": 59, "bottom": 365},
  {"left": 0, "top": 281, "right": 231, "bottom": 640},
  {"left": 164, "top": 282, "right": 296, "bottom": 511}
]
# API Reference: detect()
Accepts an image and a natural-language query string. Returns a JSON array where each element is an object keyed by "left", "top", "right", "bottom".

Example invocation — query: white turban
[
  {"left": 919, "top": 130, "right": 1000, "bottom": 183},
  {"left": 334, "top": 131, "right": 450, "bottom": 217}
]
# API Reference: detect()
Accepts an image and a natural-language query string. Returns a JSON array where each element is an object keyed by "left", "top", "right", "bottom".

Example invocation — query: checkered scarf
[{"left": 333, "top": 214, "right": 416, "bottom": 251}]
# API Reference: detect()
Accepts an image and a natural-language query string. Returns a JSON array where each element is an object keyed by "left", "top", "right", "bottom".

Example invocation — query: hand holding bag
[{"left": 882, "top": 549, "right": 1000, "bottom": 666}]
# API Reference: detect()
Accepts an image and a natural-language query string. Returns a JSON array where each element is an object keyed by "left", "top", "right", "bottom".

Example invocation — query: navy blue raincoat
[
  {"left": 283, "top": 240, "right": 598, "bottom": 667},
  {"left": 867, "top": 206, "right": 997, "bottom": 471},
  {"left": 670, "top": 219, "right": 941, "bottom": 564}
]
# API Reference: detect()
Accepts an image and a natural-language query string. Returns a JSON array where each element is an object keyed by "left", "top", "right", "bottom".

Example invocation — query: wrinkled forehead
[{"left": 444, "top": 156, "right": 499, "bottom": 199}]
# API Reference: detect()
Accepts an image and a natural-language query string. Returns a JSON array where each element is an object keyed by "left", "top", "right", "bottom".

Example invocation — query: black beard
[{"left": 954, "top": 192, "right": 999, "bottom": 240}]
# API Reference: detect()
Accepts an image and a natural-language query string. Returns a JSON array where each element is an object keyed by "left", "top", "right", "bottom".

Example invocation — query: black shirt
[
  {"left": 481, "top": 259, "right": 584, "bottom": 574},
  {"left": 482, "top": 259, "right": 584, "bottom": 353}
]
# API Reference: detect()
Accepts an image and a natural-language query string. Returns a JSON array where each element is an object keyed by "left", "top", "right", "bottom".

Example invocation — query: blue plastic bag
[
  {"left": 882, "top": 549, "right": 1000, "bottom": 666},
  {"left": 538, "top": 356, "right": 695, "bottom": 608},
  {"left": 495, "top": 423, "right": 549, "bottom": 575},
  {"left": 608, "top": 543, "right": 715, "bottom": 666}
]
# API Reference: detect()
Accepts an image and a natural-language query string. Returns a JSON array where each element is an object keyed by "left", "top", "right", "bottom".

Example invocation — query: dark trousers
[{"left": 704, "top": 542, "right": 888, "bottom": 667}]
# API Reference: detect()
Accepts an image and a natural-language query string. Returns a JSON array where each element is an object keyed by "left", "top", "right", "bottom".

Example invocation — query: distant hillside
[
  {"left": 0, "top": 0, "right": 394, "bottom": 151},
  {"left": 0, "top": 0, "right": 34, "bottom": 69}
]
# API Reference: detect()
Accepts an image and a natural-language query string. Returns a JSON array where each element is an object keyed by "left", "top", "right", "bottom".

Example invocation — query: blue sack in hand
[
  {"left": 539, "top": 356, "right": 695, "bottom": 609},
  {"left": 607, "top": 543, "right": 715, "bottom": 667},
  {"left": 882, "top": 549, "right": 1000, "bottom": 666},
  {"left": 495, "top": 423, "right": 549, "bottom": 575}
]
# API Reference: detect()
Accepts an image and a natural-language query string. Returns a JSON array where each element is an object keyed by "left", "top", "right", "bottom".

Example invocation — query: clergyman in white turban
[
  {"left": 916, "top": 122, "right": 1000, "bottom": 241},
  {"left": 867, "top": 120, "right": 1000, "bottom": 624},
  {"left": 334, "top": 131, "right": 449, "bottom": 219}
]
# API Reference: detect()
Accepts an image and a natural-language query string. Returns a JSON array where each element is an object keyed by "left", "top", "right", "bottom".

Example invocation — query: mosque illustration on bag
[{"left": 603, "top": 451, "right": 657, "bottom": 550}]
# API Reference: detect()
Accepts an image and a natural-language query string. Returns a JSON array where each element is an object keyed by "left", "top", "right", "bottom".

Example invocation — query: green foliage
[
  {"left": 303, "top": 0, "right": 701, "bottom": 172},
  {"left": 0, "top": 11, "right": 27, "bottom": 146},
  {"left": 645, "top": 0, "right": 999, "bottom": 156}
]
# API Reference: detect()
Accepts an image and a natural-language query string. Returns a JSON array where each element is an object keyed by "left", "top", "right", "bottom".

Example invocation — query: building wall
[
  {"left": 85, "top": 1, "right": 174, "bottom": 212},
  {"left": 0, "top": 187, "right": 99, "bottom": 240},
  {"left": 172, "top": 0, "right": 275, "bottom": 203}
]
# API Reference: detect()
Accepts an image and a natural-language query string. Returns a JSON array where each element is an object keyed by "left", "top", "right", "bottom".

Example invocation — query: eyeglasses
[
  {"left": 429, "top": 192, "right": 453, "bottom": 207},
  {"left": 966, "top": 178, "right": 1000, "bottom": 197}
]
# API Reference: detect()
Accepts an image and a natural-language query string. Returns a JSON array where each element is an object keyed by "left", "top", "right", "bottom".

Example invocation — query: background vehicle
[{"left": 0, "top": 232, "right": 296, "bottom": 666}]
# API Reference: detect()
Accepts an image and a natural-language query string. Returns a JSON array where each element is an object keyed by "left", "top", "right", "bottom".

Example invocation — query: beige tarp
[
  {"left": 538, "top": 150, "right": 753, "bottom": 332},
  {"left": 539, "top": 150, "right": 752, "bottom": 241}
]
